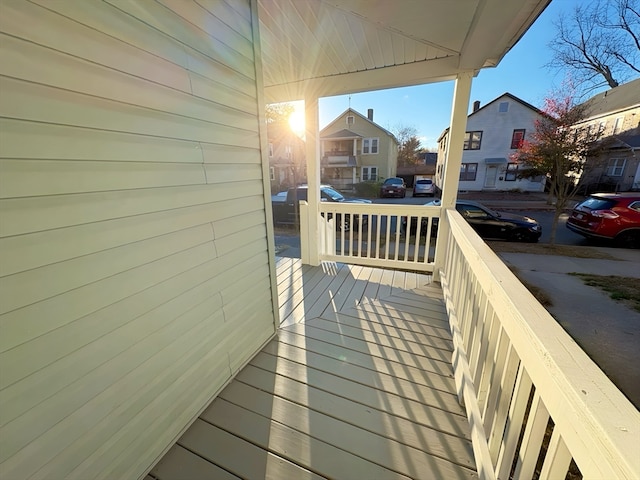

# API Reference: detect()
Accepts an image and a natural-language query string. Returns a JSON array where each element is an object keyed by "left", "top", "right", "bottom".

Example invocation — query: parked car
[
  {"left": 402, "top": 199, "right": 542, "bottom": 242},
  {"left": 566, "top": 193, "right": 640, "bottom": 248},
  {"left": 413, "top": 178, "right": 435, "bottom": 197},
  {"left": 272, "top": 185, "right": 371, "bottom": 231},
  {"left": 380, "top": 177, "right": 406, "bottom": 198}
]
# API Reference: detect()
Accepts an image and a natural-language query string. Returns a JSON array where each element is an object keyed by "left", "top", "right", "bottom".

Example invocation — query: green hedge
[{"left": 354, "top": 180, "right": 383, "bottom": 198}]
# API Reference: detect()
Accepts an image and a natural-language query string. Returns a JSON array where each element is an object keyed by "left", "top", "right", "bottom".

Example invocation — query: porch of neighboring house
[{"left": 149, "top": 257, "right": 478, "bottom": 479}]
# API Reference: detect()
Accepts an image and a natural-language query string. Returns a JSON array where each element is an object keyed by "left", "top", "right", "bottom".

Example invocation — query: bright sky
[{"left": 313, "top": 0, "right": 598, "bottom": 150}]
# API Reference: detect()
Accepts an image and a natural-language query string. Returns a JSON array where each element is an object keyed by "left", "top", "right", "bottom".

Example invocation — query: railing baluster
[
  {"left": 495, "top": 366, "right": 533, "bottom": 479},
  {"left": 482, "top": 326, "right": 511, "bottom": 432},
  {"left": 488, "top": 345, "right": 521, "bottom": 464},
  {"left": 538, "top": 430, "right": 572, "bottom": 480},
  {"left": 512, "top": 392, "right": 550, "bottom": 480}
]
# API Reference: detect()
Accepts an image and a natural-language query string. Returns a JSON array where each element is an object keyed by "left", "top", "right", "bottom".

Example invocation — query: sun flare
[{"left": 288, "top": 104, "right": 305, "bottom": 138}]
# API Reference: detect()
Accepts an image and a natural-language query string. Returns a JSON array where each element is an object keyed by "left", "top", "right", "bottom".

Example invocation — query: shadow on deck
[{"left": 149, "top": 257, "right": 477, "bottom": 479}]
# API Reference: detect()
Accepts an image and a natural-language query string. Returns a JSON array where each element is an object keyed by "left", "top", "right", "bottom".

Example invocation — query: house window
[
  {"left": 268, "top": 143, "right": 274, "bottom": 157},
  {"left": 498, "top": 102, "right": 509, "bottom": 113},
  {"left": 613, "top": 116, "right": 624, "bottom": 134},
  {"left": 606, "top": 158, "right": 626, "bottom": 176},
  {"left": 511, "top": 129, "right": 525, "bottom": 149},
  {"left": 269, "top": 166, "right": 275, "bottom": 181},
  {"left": 463, "top": 131, "right": 482, "bottom": 150},
  {"left": 459, "top": 163, "right": 478, "bottom": 181},
  {"left": 285, "top": 145, "right": 292, "bottom": 159},
  {"left": 505, "top": 163, "right": 519, "bottom": 181},
  {"left": 361, "top": 166, "right": 378, "bottom": 181},
  {"left": 347, "top": 115, "right": 355, "bottom": 126},
  {"left": 363, "top": 138, "right": 379, "bottom": 154}
]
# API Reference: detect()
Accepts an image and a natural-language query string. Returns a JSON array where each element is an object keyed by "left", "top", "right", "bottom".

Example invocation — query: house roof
[
  {"left": 258, "top": 0, "right": 551, "bottom": 102},
  {"left": 436, "top": 92, "right": 542, "bottom": 142},
  {"left": 468, "top": 92, "right": 543, "bottom": 118},
  {"left": 321, "top": 128, "right": 362, "bottom": 139},
  {"left": 320, "top": 108, "right": 398, "bottom": 143},
  {"left": 580, "top": 78, "right": 640, "bottom": 120},
  {"left": 614, "top": 134, "right": 640, "bottom": 149}
]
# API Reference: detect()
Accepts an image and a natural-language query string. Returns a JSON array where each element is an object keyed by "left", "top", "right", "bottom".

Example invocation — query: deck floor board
[{"left": 151, "top": 258, "right": 477, "bottom": 479}]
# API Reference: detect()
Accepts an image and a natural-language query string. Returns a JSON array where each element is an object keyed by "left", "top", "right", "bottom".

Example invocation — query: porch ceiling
[{"left": 258, "top": 0, "right": 551, "bottom": 102}]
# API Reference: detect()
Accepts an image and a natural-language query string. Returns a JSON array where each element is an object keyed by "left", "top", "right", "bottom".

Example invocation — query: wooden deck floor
[{"left": 149, "top": 258, "right": 477, "bottom": 480}]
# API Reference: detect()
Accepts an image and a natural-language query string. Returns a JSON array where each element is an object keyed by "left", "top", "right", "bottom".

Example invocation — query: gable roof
[
  {"left": 322, "top": 128, "right": 362, "bottom": 139},
  {"left": 580, "top": 78, "right": 640, "bottom": 120},
  {"left": 320, "top": 108, "right": 398, "bottom": 144},
  {"left": 468, "top": 92, "right": 543, "bottom": 118}
]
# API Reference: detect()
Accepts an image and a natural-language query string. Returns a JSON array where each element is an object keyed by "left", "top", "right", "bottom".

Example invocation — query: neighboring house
[
  {"left": 397, "top": 152, "right": 438, "bottom": 187},
  {"left": 319, "top": 108, "right": 399, "bottom": 190},
  {"left": 435, "top": 93, "right": 546, "bottom": 192},
  {"left": 574, "top": 78, "right": 640, "bottom": 193},
  {"left": 267, "top": 122, "right": 306, "bottom": 192}
]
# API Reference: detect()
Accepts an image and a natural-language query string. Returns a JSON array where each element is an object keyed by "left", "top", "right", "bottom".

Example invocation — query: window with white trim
[
  {"left": 613, "top": 116, "right": 624, "bottom": 134},
  {"left": 268, "top": 143, "right": 274, "bottom": 157},
  {"left": 498, "top": 102, "right": 509, "bottom": 113},
  {"left": 606, "top": 158, "right": 626, "bottom": 176},
  {"left": 346, "top": 115, "right": 355, "bottom": 126},
  {"left": 361, "top": 166, "right": 378, "bottom": 181},
  {"left": 285, "top": 145, "right": 292, "bottom": 159},
  {"left": 269, "top": 166, "right": 275, "bottom": 181},
  {"left": 362, "top": 138, "right": 379, "bottom": 154}
]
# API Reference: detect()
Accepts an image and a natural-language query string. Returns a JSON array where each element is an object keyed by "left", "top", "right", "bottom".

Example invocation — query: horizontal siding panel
[
  {"left": 0, "top": 119, "right": 203, "bottom": 163},
  {"left": 0, "top": 1, "right": 272, "bottom": 478},
  {"left": 0, "top": 77, "right": 260, "bottom": 147},
  {"left": 0, "top": 248, "right": 270, "bottom": 425},
  {"left": 74, "top": 326, "right": 272, "bottom": 480},
  {"left": 104, "top": 0, "right": 256, "bottom": 79},
  {"left": 0, "top": 1, "right": 192, "bottom": 93},
  {"left": 158, "top": 0, "right": 254, "bottom": 59},
  {"left": 197, "top": 0, "right": 253, "bottom": 41},
  {"left": 0, "top": 197, "right": 264, "bottom": 276},
  {"left": 0, "top": 159, "right": 206, "bottom": 199},
  {"left": 0, "top": 34, "right": 258, "bottom": 124},
  {"left": 2, "top": 302, "right": 230, "bottom": 478},
  {"left": 0, "top": 182, "right": 262, "bottom": 237},
  {"left": 0, "top": 224, "right": 214, "bottom": 315},
  {"left": 215, "top": 223, "right": 268, "bottom": 257},
  {"left": 205, "top": 163, "right": 263, "bottom": 184},
  {"left": 0, "top": 239, "right": 268, "bottom": 357}
]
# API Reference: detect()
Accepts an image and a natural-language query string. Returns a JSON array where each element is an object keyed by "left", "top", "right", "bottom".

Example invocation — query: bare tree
[
  {"left": 548, "top": 0, "right": 640, "bottom": 92},
  {"left": 390, "top": 124, "right": 422, "bottom": 167}
]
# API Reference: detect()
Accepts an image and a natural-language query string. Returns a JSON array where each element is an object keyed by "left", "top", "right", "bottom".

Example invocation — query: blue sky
[{"left": 317, "top": 0, "right": 593, "bottom": 150}]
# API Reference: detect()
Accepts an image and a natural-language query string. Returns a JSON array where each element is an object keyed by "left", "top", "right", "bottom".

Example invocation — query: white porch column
[
  {"left": 353, "top": 138, "right": 357, "bottom": 155},
  {"left": 304, "top": 97, "right": 321, "bottom": 265},
  {"left": 433, "top": 71, "right": 473, "bottom": 280}
]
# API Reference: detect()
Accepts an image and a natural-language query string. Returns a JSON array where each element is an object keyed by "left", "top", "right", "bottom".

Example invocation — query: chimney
[
  {"left": 473, "top": 100, "right": 480, "bottom": 112},
  {"left": 367, "top": 108, "right": 374, "bottom": 121}
]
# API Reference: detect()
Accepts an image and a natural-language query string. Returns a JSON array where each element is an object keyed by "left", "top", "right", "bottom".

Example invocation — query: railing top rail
[{"left": 443, "top": 209, "right": 640, "bottom": 479}]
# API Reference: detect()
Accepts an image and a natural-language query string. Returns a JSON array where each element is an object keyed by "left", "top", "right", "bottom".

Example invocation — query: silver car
[{"left": 412, "top": 178, "right": 435, "bottom": 197}]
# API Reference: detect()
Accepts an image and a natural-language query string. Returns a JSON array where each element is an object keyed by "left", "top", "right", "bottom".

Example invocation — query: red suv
[{"left": 566, "top": 193, "right": 640, "bottom": 248}]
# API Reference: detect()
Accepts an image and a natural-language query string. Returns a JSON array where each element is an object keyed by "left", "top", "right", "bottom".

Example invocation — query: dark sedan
[{"left": 403, "top": 199, "right": 542, "bottom": 242}]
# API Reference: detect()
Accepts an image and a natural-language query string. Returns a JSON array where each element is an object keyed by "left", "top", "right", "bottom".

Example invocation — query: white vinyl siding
[{"left": 0, "top": 2, "right": 275, "bottom": 479}]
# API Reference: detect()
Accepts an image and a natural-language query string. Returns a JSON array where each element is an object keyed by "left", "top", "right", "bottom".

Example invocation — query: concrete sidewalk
[{"left": 498, "top": 247, "right": 640, "bottom": 409}]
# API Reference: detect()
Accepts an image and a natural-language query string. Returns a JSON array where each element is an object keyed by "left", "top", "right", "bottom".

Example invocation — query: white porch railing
[
  {"left": 302, "top": 201, "right": 440, "bottom": 272},
  {"left": 298, "top": 201, "right": 639, "bottom": 479},
  {"left": 439, "top": 209, "right": 639, "bottom": 480}
]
